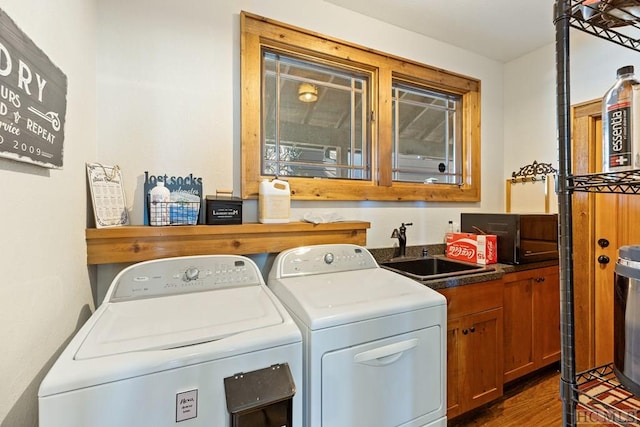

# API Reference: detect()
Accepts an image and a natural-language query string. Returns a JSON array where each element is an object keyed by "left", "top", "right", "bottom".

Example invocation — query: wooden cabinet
[
  {"left": 439, "top": 280, "right": 504, "bottom": 419},
  {"left": 502, "top": 266, "right": 561, "bottom": 383}
]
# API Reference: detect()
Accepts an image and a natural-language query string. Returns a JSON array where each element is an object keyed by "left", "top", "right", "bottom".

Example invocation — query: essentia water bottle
[{"left": 602, "top": 65, "right": 640, "bottom": 172}]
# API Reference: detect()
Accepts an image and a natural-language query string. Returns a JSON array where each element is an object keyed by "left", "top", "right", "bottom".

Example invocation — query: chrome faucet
[{"left": 391, "top": 222, "right": 413, "bottom": 258}]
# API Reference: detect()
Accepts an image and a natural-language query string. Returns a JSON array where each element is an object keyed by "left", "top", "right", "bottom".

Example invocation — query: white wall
[
  {"left": 570, "top": 31, "right": 640, "bottom": 104},
  {"left": 96, "top": 0, "right": 506, "bottom": 252},
  {"left": 504, "top": 44, "right": 557, "bottom": 182},
  {"left": 0, "top": 1, "right": 96, "bottom": 426},
  {"left": 504, "top": 30, "right": 640, "bottom": 188}
]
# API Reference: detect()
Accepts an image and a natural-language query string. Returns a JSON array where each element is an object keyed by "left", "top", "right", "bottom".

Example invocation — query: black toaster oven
[{"left": 460, "top": 213, "right": 559, "bottom": 265}]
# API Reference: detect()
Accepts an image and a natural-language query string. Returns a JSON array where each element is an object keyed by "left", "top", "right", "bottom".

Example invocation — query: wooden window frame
[{"left": 240, "top": 11, "right": 481, "bottom": 201}]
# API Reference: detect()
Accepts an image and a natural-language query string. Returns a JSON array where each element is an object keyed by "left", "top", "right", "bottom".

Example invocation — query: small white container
[
  {"left": 149, "top": 182, "right": 170, "bottom": 226},
  {"left": 259, "top": 178, "right": 290, "bottom": 224}
]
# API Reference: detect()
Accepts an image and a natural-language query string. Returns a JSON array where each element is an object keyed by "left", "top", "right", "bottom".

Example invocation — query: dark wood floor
[{"left": 447, "top": 364, "right": 608, "bottom": 426}]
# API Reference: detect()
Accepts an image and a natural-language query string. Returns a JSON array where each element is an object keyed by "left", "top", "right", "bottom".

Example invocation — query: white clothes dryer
[
  {"left": 267, "top": 244, "right": 447, "bottom": 427},
  {"left": 39, "top": 255, "right": 302, "bottom": 427}
]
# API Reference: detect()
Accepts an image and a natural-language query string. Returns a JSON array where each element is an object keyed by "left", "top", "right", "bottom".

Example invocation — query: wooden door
[
  {"left": 594, "top": 189, "right": 640, "bottom": 364},
  {"left": 594, "top": 186, "right": 618, "bottom": 365},
  {"left": 572, "top": 99, "right": 640, "bottom": 368}
]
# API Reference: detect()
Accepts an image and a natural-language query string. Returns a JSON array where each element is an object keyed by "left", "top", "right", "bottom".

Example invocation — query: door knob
[
  {"left": 598, "top": 255, "right": 610, "bottom": 265},
  {"left": 598, "top": 238, "right": 610, "bottom": 248}
]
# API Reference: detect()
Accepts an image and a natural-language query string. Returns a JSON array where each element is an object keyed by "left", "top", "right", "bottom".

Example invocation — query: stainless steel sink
[{"left": 380, "top": 256, "right": 494, "bottom": 281}]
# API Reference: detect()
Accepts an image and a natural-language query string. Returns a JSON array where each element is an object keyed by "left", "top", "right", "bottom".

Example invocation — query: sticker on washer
[{"left": 176, "top": 389, "right": 198, "bottom": 422}]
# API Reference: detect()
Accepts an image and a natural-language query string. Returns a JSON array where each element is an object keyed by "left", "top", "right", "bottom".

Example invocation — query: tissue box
[
  {"left": 446, "top": 232, "right": 498, "bottom": 265},
  {"left": 205, "top": 195, "right": 242, "bottom": 225}
]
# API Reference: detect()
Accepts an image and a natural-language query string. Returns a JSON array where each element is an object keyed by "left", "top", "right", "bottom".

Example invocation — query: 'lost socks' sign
[{"left": 0, "top": 8, "right": 67, "bottom": 168}]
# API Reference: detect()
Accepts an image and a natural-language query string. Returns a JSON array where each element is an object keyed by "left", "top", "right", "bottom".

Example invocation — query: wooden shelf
[{"left": 86, "top": 221, "right": 370, "bottom": 265}]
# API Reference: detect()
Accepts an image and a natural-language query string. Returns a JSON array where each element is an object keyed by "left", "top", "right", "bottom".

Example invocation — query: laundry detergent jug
[{"left": 259, "top": 179, "right": 290, "bottom": 224}]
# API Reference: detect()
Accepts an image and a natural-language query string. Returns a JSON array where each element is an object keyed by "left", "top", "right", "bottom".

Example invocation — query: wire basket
[{"left": 148, "top": 199, "right": 200, "bottom": 226}]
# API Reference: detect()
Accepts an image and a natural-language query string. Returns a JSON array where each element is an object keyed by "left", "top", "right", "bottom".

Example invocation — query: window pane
[
  {"left": 262, "top": 50, "right": 370, "bottom": 180},
  {"left": 392, "top": 82, "right": 462, "bottom": 184}
]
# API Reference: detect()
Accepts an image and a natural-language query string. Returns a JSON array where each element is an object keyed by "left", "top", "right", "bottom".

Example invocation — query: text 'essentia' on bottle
[{"left": 602, "top": 65, "right": 640, "bottom": 173}]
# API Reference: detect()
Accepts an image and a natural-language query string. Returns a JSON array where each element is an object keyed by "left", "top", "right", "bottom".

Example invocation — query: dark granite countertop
[{"left": 369, "top": 244, "right": 559, "bottom": 291}]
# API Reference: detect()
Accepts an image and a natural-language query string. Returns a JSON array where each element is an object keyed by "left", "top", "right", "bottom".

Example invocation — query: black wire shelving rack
[
  {"left": 570, "top": 170, "right": 640, "bottom": 194},
  {"left": 555, "top": 1, "right": 640, "bottom": 425}
]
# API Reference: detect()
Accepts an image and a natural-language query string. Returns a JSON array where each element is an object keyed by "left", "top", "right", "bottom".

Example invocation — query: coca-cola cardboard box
[{"left": 446, "top": 232, "right": 498, "bottom": 265}]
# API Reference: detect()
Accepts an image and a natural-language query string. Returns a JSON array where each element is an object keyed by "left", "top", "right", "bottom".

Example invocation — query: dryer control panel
[
  {"left": 272, "top": 244, "right": 378, "bottom": 278},
  {"left": 108, "top": 255, "right": 263, "bottom": 302}
]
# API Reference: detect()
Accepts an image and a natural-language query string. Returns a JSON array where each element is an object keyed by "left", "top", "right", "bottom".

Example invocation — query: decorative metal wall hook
[{"left": 511, "top": 160, "right": 558, "bottom": 183}]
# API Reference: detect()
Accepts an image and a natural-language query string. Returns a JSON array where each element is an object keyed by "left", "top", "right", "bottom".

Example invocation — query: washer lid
[
  {"left": 75, "top": 286, "right": 283, "bottom": 360},
  {"left": 269, "top": 268, "right": 445, "bottom": 330}
]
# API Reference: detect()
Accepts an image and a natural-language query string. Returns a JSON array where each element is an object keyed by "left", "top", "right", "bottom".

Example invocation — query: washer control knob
[
  {"left": 184, "top": 267, "right": 200, "bottom": 281},
  {"left": 323, "top": 253, "right": 335, "bottom": 264}
]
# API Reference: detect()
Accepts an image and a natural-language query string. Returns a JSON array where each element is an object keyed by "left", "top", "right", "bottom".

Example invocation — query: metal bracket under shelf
[
  {"left": 569, "top": 170, "right": 640, "bottom": 193},
  {"left": 563, "top": 0, "right": 640, "bottom": 54},
  {"left": 574, "top": 363, "right": 640, "bottom": 425}
]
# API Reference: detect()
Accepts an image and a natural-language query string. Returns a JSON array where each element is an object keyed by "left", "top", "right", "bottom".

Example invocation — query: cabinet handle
[
  {"left": 462, "top": 329, "right": 468, "bottom": 335},
  {"left": 469, "top": 326, "right": 476, "bottom": 333}
]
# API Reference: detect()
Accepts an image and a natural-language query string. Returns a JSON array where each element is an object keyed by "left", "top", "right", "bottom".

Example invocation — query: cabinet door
[
  {"left": 440, "top": 280, "right": 503, "bottom": 419},
  {"left": 446, "top": 317, "right": 463, "bottom": 418},
  {"left": 503, "top": 275, "right": 535, "bottom": 383},
  {"left": 503, "top": 267, "right": 561, "bottom": 383},
  {"left": 535, "top": 268, "right": 561, "bottom": 365},
  {"left": 464, "top": 307, "right": 504, "bottom": 411}
]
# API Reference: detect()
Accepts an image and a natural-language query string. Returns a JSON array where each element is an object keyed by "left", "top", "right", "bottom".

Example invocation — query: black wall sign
[{"left": 0, "top": 9, "right": 67, "bottom": 168}]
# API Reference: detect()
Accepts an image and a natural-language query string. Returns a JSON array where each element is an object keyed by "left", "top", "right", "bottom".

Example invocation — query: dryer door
[{"left": 321, "top": 326, "right": 444, "bottom": 426}]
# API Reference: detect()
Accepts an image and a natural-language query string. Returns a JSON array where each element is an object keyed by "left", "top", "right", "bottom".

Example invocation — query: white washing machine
[
  {"left": 267, "top": 244, "right": 447, "bottom": 427},
  {"left": 39, "top": 255, "right": 302, "bottom": 427}
]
